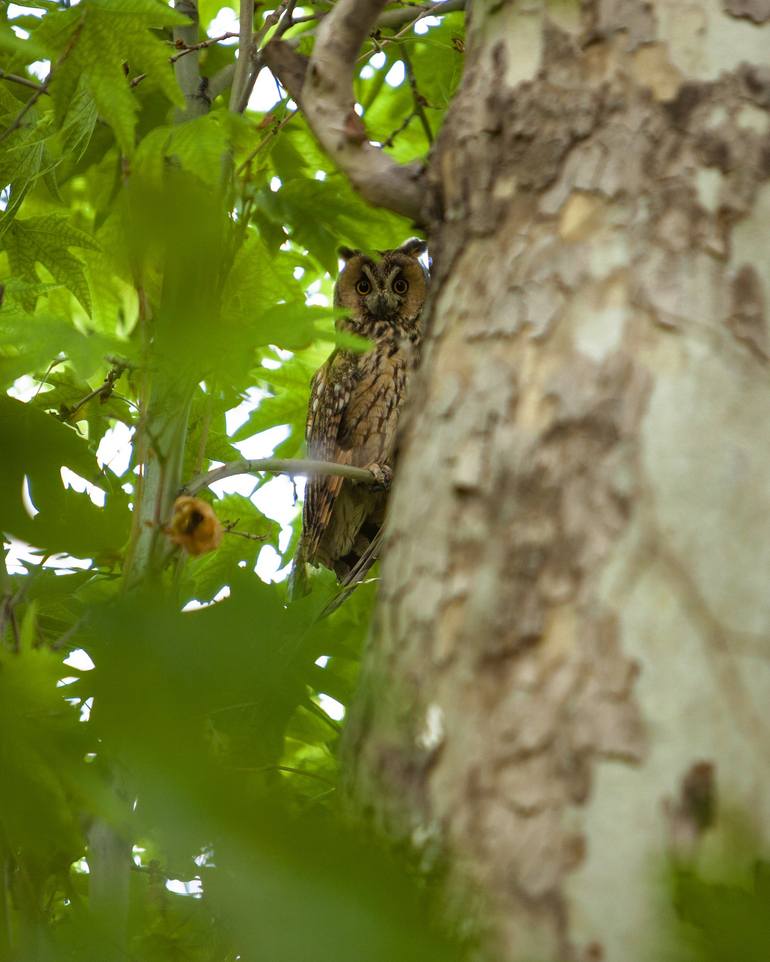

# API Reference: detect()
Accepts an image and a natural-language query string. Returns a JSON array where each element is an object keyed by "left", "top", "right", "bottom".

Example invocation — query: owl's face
[{"left": 334, "top": 237, "right": 428, "bottom": 337}]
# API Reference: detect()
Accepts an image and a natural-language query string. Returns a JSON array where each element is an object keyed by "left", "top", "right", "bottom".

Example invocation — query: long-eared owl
[{"left": 296, "top": 237, "right": 428, "bottom": 582}]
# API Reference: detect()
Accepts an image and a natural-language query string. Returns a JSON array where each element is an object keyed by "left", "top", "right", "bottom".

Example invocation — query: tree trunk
[{"left": 346, "top": 2, "right": 770, "bottom": 959}]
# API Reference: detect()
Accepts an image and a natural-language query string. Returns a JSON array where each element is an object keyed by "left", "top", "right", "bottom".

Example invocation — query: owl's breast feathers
[{"left": 300, "top": 334, "right": 418, "bottom": 575}]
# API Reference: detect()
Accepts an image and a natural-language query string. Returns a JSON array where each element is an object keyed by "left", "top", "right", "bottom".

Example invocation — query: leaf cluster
[{"left": 0, "top": 2, "right": 465, "bottom": 959}]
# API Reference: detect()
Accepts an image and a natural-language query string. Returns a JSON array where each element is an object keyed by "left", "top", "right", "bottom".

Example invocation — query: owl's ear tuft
[
  {"left": 397, "top": 237, "right": 428, "bottom": 259},
  {"left": 338, "top": 246, "right": 360, "bottom": 262}
]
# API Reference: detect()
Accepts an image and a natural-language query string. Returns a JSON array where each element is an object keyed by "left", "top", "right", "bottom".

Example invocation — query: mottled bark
[{"left": 345, "top": 2, "right": 770, "bottom": 960}]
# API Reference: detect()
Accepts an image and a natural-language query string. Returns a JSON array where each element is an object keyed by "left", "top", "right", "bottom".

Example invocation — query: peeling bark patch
[
  {"left": 727, "top": 264, "right": 769, "bottom": 360},
  {"left": 583, "top": 940, "right": 605, "bottom": 961},
  {"left": 695, "top": 131, "right": 732, "bottom": 172},
  {"left": 592, "top": 0, "right": 657, "bottom": 48},
  {"left": 681, "top": 762, "right": 717, "bottom": 832},
  {"left": 722, "top": 0, "right": 770, "bottom": 23},
  {"left": 664, "top": 762, "right": 716, "bottom": 858},
  {"left": 663, "top": 82, "right": 709, "bottom": 127},
  {"left": 740, "top": 65, "right": 770, "bottom": 109}
]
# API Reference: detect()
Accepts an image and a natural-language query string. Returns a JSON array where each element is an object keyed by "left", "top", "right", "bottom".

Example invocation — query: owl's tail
[{"left": 316, "top": 528, "right": 384, "bottom": 619}]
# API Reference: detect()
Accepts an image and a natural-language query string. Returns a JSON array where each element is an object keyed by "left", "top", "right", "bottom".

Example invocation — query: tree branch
[
  {"left": 235, "top": 0, "right": 297, "bottom": 113},
  {"left": 230, "top": 0, "right": 254, "bottom": 111},
  {"left": 174, "top": 0, "right": 210, "bottom": 119},
  {"left": 182, "top": 458, "right": 376, "bottom": 496},
  {"left": 208, "top": 63, "right": 236, "bottom": 101},
  {"left": 263, "top": 0, "right": 426, "bottom": 223},
  {"left": 376, "top": 0, "right": 466, "bottom": 29}
]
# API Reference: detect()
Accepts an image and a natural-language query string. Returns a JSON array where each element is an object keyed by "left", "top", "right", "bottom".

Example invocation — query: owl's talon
[{"left": 366, "top": 463, "right": 392, "bottom": 491}]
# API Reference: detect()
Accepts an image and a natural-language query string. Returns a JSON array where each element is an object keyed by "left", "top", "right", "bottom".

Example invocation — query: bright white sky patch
[
  {"left": 207, "top": 6, "right": 282, "bottom": 111},
  {"left": 9, "top": 375, "right": 38, "bottom": 401},
  {"left": 385, "top": 61, "right": 405, "bottom": 87},
  {"left": 233, "top": 423, "right": 289, "bottom": 461},
  {"left": 64, "top": 648, "right": 96, "bottom": 671},
  {"left": 21, "top": 475, "right": 39, "bottom": 518},
  {"left": 97, "top": 422, "right": 133, "bottom": 476},
  {"left": 255, "top": 543, "right": 284, "bottom": 582},
  {"left": 207, "top": 6, "right": 239, "bottom": 41},
  {"left": 225, "top": 387, "right": 267, "bottom": 435},
  {"left": 61, "top": 467, "right": 106, "bottom": 507},
  {"left": 8, "top": 2, "right": 42, "bottom": 35},
  {"left": 28, "top": 60, "right": 49, "bottom": 81},
  {"left": 415, "top": 15, "right": 441, "bottom": 34},
  {"left": 183, "top": 585, "right": 231, "bottom": 611},
  {"left": 166, "top": 878, "right": 203, "bottom": 897},
  {"left": 369, "top": 51, "right": 386, "bottom": 70},
  {"left": 318, "top": 693, "right": 345, "bottom": 722},
  {"left": 248, "top": 69, "right": 282, "bottom": 112}
]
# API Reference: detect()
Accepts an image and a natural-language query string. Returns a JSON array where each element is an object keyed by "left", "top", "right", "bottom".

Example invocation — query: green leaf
[
  {"left": 3, "top": 213, "right": 99, "bottom": 313},
  {"left": 0, "top": 644, "right": 97, "bottom": 868},
  {"left": 0, "top": 22, "right": 48, "bottom": 61},
  {"left": 134, "top": 111, "right": 230, "bottom": 188},
  {"left": 0, "top": 395, "right": 130, "bottom": 558},
  {"left": 39, "top": 0, "right": 187, "bottom": 156},
  {"left": 256, "top": 176, "right": 412, "bottom": 275}
]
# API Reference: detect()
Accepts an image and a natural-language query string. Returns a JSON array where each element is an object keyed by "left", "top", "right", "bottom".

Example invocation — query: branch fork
[{"left": 262, "top": 0, "right": 429, "bottom": 223}]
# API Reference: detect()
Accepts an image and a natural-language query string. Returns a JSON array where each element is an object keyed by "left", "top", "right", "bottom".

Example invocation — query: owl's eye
[
  {"left": 355, "top": 278, "right": 371, "bottom": 295},
  {"left": 393, "top": 276, "right": 409, "bottom": 295}
]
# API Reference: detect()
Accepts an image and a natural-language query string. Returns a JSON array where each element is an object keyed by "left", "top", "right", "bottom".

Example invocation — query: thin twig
[
  {"left": 182, "top": 458, "right": 376, "bottom": 497},
  {"left": 402, "top": 47, "right": 432, "bottom": 144},
  {"left": 0, "top": 69, "right": 47, "bottom": 93},
  {"left": 0, "top": 23, "right": 82, "bottom": 146},
  {"left": 131, "top": 33, "right": 241, "bottom": 89},
  {"left": 59, "top": 361, "right": 128, "bottom": 423},
  {"left": 382, "top": 107, "right": 417, "bottom": 148},
  {"left": 170, "top": 31, "right": 240, "bottom": 64},
  {"left": 235, "top": 764, "right": 335, "bottom": 786},
  {"left": 32, "top": 355, "right": 67, "bottom": 401},
  {"left": 222, "top": 521, "right": 269, "bottom": 542},
  {"left": 235, "top": 106, "right": 296, "bottom": 176}
]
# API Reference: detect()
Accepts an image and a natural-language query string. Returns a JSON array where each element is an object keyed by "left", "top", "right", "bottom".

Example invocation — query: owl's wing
[{"left": 301, "top": 350, "right": 356, "bottom": 561}]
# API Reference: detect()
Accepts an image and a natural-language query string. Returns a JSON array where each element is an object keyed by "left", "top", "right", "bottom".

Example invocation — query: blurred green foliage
[{"left": 0, "top": 1, "right": 464, "bottom": 959}]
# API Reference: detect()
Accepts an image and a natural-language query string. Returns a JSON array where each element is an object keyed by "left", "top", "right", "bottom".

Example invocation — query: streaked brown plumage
[{"left": 297, "top": 238, "right": 428, "bottom": 582}]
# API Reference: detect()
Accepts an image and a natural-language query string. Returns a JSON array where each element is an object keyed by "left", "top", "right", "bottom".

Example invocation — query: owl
[{"left": 295, "top": 237, "right": 429, "bottom": 586}]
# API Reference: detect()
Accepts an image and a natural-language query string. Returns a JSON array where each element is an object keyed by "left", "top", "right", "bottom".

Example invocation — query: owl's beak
[{"left": 366, "top": 291, "right": 396, "bottom": 319}]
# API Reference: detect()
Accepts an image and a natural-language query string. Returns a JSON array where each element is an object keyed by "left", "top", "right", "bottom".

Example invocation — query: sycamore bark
[{"left": 346, "top": 2, "right": 770, "bottom": 959}]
